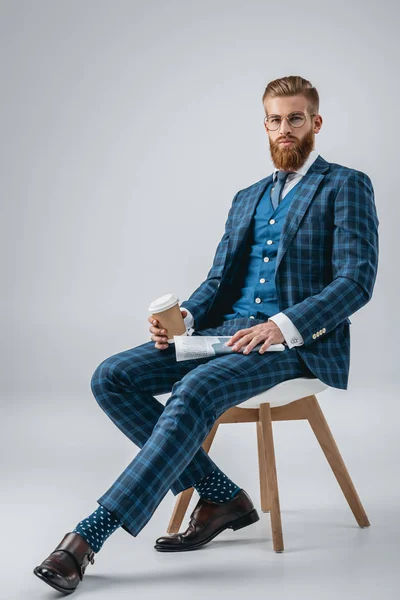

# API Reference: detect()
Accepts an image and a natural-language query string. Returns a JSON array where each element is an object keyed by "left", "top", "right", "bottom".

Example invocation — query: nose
[{"left": 278, "top": 116, "right": 292, "bottom": 136}]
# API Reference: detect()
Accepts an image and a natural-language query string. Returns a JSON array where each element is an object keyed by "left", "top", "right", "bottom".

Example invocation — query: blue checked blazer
[{"left": 180, "top": 154, "right": 379, "bottom": 390}]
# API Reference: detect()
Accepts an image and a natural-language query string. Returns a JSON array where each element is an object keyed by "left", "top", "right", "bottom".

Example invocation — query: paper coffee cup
[{"left": 148, "top": 293, "right": 187, "bottom": 343}]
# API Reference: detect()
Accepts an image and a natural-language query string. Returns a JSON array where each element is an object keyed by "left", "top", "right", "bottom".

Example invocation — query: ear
[{"left": 313, "top": 115, "right": 323, "bottom": 132}]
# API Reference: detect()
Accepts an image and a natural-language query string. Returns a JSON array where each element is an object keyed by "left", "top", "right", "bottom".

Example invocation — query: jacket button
[{"left": 255, "top": 298, "right": 261, "bottom": 303}]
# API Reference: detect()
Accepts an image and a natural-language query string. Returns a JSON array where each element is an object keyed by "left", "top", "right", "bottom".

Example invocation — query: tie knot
[{"left": 277, "top": 170, "right": 291, "bottom": 181}]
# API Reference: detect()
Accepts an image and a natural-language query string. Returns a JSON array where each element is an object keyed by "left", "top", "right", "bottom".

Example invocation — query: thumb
[{"left": 180, "top": 309, "right": 188, "bottom": 318}]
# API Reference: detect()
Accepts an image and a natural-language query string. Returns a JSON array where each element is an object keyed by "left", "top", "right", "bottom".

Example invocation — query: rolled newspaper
[{"left": 174, "top": 335, "right": 285, "bottom": 361}]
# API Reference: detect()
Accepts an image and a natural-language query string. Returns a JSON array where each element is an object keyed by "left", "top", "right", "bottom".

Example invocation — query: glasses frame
[{"left": 263, "top": 111, "right": 316, "bottom": 131}]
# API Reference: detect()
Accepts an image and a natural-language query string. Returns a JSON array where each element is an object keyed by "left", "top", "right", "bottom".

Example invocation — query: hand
[
  {"left": 225, "top": 320, "right": 285, "bottom": 354},
  {"left": 148, "top": 309, "right": 188, "bottom": 351}
]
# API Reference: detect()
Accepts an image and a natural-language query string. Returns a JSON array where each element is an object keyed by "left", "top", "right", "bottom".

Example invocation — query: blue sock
[
  {"left": 194, "top": 466, "right": 241, "bottom": 503},
  {"left": 72, "top": 505, "right": 121, "bottom": 553}
]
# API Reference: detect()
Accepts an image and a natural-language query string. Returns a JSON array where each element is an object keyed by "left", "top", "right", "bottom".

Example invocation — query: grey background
[{"left": 2, "top": 1, "right": 399, "bottom": 599}]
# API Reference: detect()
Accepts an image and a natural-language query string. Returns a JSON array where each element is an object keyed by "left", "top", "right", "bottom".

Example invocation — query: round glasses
[{"left": 264, "top": 112, "right": 316, "bottom": 131}]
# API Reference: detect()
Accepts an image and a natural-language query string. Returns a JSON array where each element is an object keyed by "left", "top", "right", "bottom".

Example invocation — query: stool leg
[
  {"left": 306, "top": 395, "right": 370, "bottom": 528},
  {"left": 166, "top": 421, "right": 220, "bottom": 533},
  {"left": 259, "top": 403, "right": 284, "bottom": 552},
  {"left": 256, "top": 421, "right": 270, "bottom": 512}
]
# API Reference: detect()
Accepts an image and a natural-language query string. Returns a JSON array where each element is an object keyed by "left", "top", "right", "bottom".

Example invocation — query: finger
[
  {"left": 150, "top": 325, "right": 168, "bottom": 336},
  {"left": 155, "top": 341, "right": 169, "bottom": 350},
  {"left": 242, "top": 335, "right": 263, "bottom": 354},
  {"left": 231, "top": 332, "right": 254, "bottom": 351},
  {"left": 149, "top": 317, "right": 159, "bottom": 325},
  {"left": 155, "top": 340, "right": 169, "bottom": 348},
  {"left": 227, "top": 326, "right": 256, "bottom": 346},
  {"left": 151, "top": 333, "right": 169, "bottom": 343},
  {"left": 258, "top": 339, "right": 271, "bottom": 353},
  {"left": 150, "top": 318, "right": 164, "bottom": 332},
  {"left": 225, "top": 329, "right": 246, "bottom": 346}
]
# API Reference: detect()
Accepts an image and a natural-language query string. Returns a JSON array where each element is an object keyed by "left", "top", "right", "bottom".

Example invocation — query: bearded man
[{"left": 34, "top": 75, "right": 379, "bottom": 595}]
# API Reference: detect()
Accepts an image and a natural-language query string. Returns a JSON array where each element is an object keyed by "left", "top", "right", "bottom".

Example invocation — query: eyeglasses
[{"left": 263, "top": 111, "right": 316, "bottom": 131}]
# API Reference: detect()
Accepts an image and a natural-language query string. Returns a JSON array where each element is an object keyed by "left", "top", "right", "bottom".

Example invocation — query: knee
[
  {"left": 90, "top": 356, "right": 126, "bottom": 407},
  {"left": 90, "top": 358, "right": 110, "bottom": 404}
]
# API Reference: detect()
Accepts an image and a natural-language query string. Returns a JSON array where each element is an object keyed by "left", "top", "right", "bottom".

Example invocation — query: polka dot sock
[
  {"left": 194, "top": 466, "right": 241, "bottom": 503},
  {"left": 72, "top": 505, "right": 121, "bottom": 553}
]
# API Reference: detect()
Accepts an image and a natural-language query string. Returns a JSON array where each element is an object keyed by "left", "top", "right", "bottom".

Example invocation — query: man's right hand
[{"left": 148, "top": 310, "right": 188, "bottom": 350}]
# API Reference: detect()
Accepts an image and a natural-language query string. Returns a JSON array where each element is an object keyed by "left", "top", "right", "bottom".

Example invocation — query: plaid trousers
[{"left": 91, "top": 317, "right": 314, "bottom": 538}]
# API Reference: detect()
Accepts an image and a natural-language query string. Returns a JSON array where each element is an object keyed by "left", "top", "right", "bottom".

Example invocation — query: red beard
[{"left": 269, "top": 128, "right": 315, "bottom": 171}]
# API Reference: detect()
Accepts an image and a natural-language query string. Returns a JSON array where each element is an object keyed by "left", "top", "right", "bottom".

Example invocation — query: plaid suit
[
  {"left": 93, "top": 154, "right": 379, "bottom": 537},
  {"left": 92, "top": 317, "right": 312, "bottom": 537}
]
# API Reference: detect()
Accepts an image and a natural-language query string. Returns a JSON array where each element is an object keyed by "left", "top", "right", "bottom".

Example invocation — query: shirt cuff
[
  {"left": 182, "top": 308, "right": 195, "bottom": 335},
  {"left": 268, "top": 312, "right": 304, "bottom": 348}
]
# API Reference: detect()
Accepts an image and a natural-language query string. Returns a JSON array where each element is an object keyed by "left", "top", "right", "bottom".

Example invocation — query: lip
[{"left": 280, "top": 140, "right": 294, "bottom": 144}]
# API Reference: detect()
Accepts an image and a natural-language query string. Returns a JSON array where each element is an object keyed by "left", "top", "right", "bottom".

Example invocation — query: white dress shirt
[{"left": 182, "top": 149, "right": 320, "bottom": 347}]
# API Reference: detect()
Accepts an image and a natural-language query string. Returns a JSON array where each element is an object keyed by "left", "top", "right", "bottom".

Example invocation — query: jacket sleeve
[
  {"left": 179, "top": 190, "right": 240, "bottom": 329},
  {"left": 281, "top": 170, "right": 379, "bottom": 346}
]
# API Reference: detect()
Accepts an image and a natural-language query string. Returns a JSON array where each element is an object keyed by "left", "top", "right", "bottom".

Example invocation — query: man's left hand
[{"left": 225, "top": 320, "right": 285, "bottom": 354}]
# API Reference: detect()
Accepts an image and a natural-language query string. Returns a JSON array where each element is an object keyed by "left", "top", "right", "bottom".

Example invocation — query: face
[{"left": 263, "top": 94, "right": 323, "bottom": 171}]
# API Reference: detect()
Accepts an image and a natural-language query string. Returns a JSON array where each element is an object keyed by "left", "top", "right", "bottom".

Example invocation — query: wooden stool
[{"left": 163, "top": 377, "right": 370, "bottom": 552}]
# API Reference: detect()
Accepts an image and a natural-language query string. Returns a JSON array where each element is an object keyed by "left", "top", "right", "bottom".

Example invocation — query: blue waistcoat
[{"left": 222, "top": 179, "right": 301, "bottom": 321}]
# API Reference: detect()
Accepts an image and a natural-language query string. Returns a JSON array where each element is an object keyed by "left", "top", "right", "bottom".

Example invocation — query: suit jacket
[{"left": 180, "top": 154, "right": 379, "bottom": 390}]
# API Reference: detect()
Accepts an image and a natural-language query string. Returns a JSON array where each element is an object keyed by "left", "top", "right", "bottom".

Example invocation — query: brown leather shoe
[
  {"left": 154, "top": 488, "right": 259, "bottom": 552},
  {"left": 33, "top": 532, "right": 95, "bottom": 595}
]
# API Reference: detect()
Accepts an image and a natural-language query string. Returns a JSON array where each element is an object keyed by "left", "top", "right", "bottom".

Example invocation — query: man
[{"left": 33, "top": 75, "right": 379, "bottom": 595}]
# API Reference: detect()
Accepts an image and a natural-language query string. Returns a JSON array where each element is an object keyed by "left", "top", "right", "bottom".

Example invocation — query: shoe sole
[
  {"left": 154, "top": 507, "right": 260, "bottom": 552},
  {"left": 33, "top": 567, "right": 77, "bottom": 595}
]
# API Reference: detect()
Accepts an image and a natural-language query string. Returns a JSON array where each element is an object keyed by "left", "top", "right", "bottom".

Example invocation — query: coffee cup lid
[{"left": 148, "top": 293, "right": 179, "bottom": 314}]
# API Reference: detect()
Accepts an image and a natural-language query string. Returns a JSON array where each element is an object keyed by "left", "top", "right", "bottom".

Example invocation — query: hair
[{"left": 262, "top": 76, "right": 319, "bottom": 116}]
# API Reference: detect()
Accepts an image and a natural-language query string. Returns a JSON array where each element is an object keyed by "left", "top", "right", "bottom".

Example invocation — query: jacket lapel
[
  {"left": 226, "top": 175, "right": 273, "bottom": 258},
  {"left": 276, "top": 155, "right": 330, "bottom": 271}
]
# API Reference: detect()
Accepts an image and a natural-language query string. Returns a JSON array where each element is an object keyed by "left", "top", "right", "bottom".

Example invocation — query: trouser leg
[
  {"left": 95, "top": 340, "right": 310, "bottom": 538},
  {"left": 90, "top": 340, "right": 222, "bottom": 497}
]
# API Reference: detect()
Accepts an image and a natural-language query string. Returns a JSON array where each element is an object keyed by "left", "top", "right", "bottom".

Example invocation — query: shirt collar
[{"left": 272, "top": 148, "right": 319, "bottom": 182}]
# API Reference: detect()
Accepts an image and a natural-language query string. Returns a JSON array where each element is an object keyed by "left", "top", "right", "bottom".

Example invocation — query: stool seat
[{"left": 236, "top": 377, "right": 329, "bottom": 409}]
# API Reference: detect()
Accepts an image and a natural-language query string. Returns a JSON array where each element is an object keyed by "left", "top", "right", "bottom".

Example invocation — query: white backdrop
[{"left": 2, "top": 2, "right": 399, "bottom": 599}]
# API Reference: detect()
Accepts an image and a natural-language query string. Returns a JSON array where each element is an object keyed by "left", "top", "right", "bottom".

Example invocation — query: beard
[{"left": 269, "top": 127, "right": 315, "bottom": 171}]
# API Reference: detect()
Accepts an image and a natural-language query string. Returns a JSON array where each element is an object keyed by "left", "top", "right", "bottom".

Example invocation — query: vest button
[
  {"left": 249, "top": 315, "right": 255, "bottom": 319},
  {"left": 255, "top": 298, "right": 261, "bottom": 304},
  {"left": 259, "top": 278, "right": 266, "bottom": 283},
  {"left": 267, "top": 240, "right": 273, "bottom": 245},
  {"left": 263, "top": 257, "right": 270, "bottom": 262},
  {"left": 269, "top": 219, "right": 276, "bottom": 224}
]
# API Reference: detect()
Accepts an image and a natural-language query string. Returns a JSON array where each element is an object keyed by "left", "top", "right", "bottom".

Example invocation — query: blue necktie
[{"left": 270, "top": 170, "right": 291, "bottom": 210}]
